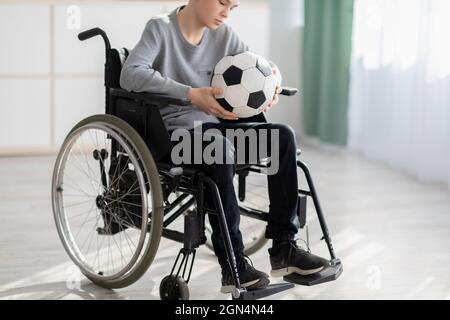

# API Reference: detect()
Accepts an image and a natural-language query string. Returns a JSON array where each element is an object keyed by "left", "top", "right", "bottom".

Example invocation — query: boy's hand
[
  {"left": 189, "top": 87, "right": 239, "bottom": 121},
  {"left": 263, "top": 67, "right": 283, "bottom": 113}
]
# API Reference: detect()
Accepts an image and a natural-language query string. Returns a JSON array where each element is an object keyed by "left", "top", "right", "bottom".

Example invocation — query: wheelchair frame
[{"left": 56, "top": 27, "right": 343, "bottom": 300}]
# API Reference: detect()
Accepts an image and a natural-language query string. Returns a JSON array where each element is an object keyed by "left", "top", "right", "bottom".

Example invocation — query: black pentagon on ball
[
  {"left": 223, "top": 66, "right": 243, "bottom": 86},
  {"left": 247, "top": 91, "right": 266, "bottom": 109},
  {"left": 216, "top": 98, "right": 234, "bottom": 112},
  {"left": 256, "top": 59, "right": 272, "bottom": 77}
]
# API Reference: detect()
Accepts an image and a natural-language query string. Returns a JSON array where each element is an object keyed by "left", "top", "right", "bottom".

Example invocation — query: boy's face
[{"left": 193, "top": 0, "right": 240, "bottom": 29}]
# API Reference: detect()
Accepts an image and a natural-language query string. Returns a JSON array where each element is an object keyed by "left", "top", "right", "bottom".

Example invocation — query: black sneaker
[
  {"left": 269, "top": 240, "right": 329, "bottom": 277},
  {"left": 220, "top": 254, "right": 270, "bottom": 294}
]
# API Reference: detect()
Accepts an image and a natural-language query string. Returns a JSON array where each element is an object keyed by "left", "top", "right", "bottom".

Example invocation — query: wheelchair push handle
[
  {"left": 78, "top": 27, "right": 104, "bottom": 41},
  {"left": 78, "top": 27, "right": 111, "bottom": 51}
]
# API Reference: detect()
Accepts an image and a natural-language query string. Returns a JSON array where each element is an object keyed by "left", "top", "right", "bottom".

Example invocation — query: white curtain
[{"left": 348, "top": 0, "right": 450, "bottom": 188}]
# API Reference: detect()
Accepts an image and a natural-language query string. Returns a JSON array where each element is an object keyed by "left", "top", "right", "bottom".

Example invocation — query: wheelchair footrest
[
  {"left": 283, "top": 259, "right": 343, "bottom": 286},
  {"left": 234, "top": 283, "right": 295, "bottom": 300}
]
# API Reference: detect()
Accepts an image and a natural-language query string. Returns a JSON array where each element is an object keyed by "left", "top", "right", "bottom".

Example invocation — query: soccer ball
[{"left": 211, "top": 51, "right": 282, "bottom": 118}]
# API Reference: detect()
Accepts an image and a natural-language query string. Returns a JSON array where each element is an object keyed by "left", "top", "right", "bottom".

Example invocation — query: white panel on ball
[
  {"left": 214, "top": 56, "right": 234, "bottom": 75},
  {"left": 234, "top": 106, "right": 258, "bottom": 118},
  {"left": 241, "top": 68, "right": 266, "bottom": 93},
  {"left": 225, "top": 85, "right": 250, "bottom": 108},
  {"left": 233, "top": 52, "right": 259, "bottom": 70}
]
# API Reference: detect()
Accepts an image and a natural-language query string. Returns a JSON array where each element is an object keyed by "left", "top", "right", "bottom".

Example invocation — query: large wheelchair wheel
[
  {"left": 52, "top": 114, "right": 164, "bottom": 289},
  {"left": 205, "top": 170, "right": 268, "bottom": 256}
]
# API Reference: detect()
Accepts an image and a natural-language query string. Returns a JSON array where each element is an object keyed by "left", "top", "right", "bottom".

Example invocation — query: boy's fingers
[
  {"left": 219, "top": 108, "right": 239, "bottom": 119},
  {"left": 210, "top": 89, "right": 237, "bottom": 119},
  {"left": 210, "top": 92, "right": 238, "bottom": 119},
  {"left": 217, "top": 110, "right": 237, "bottom": 120},
  {"left": 272, "top": 95, "right": 279, "bottom": 104},
  {"left": 276, "top": 86, "right": 282, "bottom": 94},
  {"left": 212, "top": 101, "right": 238, "bottom": 119},
  {"left": 211, "top": 87, "right": 224, "bottom": 97}
]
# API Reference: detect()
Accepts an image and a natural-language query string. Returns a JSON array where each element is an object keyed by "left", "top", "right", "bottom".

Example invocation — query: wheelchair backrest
[
  {"left": 105, "top": 47, "right": 174, "bottom": 162},
  {"left": 106, "top": 48, "right": 129, "bottom": 88}
]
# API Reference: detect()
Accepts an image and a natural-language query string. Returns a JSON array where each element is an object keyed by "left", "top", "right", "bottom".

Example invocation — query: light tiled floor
[{"left": 1, "top": 145, "right": 450, "bottom": 300}]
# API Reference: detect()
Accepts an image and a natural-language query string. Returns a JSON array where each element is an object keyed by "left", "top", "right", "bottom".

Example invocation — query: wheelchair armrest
[
  {"left": 111, "top": 87, "right": 295, "bottom": 106},
  {"left": 280, "top": 87, "right": 299, "bottom": 96},
  {"left": 110, "top": 88, "right": 191, "bottom": 106}
]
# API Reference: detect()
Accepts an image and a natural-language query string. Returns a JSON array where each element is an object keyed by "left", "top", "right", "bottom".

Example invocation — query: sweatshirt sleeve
[{"left": 120, "top": 19, "right": 191, "bottom": 98}]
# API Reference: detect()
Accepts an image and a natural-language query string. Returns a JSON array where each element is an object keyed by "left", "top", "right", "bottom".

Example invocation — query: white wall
[
  {"left": 0, "top": 0, "right": 302, "bottom": 155},
  {"left": 0, "top": 5, "right": 52, "bottom": 150},
  {"left": 266, "top": 0, "right": 304, "bottom": 137}
]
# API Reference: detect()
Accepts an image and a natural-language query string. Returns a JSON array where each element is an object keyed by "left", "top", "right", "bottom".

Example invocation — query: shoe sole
[
  {"left": 220, "top": 277, "right": 270, "bottom": 294},
  {"left": 270, "top": 266, "right": 324, "bottom": 277}
]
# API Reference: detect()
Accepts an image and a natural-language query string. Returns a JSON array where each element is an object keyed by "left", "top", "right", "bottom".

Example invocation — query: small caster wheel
[{"left": 159, "top": 275, "right": 190, "bottom": 300}]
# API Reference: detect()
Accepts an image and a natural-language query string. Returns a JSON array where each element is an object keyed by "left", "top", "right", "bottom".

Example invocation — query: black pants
[{"left": 168, "top": 122, "right": 299, "bottom": 265}]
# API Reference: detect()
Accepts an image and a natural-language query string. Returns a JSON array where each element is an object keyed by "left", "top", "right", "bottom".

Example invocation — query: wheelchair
[{"left": 51, "top": 27, "right": 343, "bottom": 300}]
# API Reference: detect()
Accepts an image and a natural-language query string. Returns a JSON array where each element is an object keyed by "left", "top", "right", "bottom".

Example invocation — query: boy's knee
[{"left": 269, "top": 123, "right": 297, "bottom": 145}]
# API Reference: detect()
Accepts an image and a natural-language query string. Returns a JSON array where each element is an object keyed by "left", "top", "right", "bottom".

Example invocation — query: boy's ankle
[{"left": 272, "top": 239, "right": 293, "bottom": 249}]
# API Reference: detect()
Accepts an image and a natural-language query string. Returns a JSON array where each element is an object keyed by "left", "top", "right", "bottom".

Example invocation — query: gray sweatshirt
[{"left": 120, "top": 5, "right": 251, "bottom": 131}]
